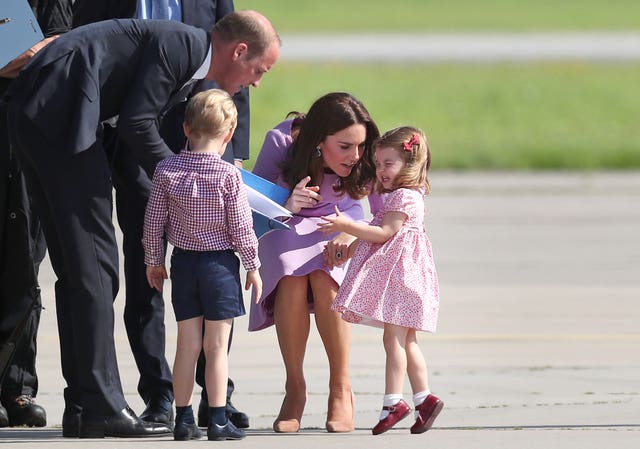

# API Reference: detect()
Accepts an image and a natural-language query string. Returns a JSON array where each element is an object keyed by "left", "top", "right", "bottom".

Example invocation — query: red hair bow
[{"left": 403, "top": 134, "right": 420, "bottom": 151}]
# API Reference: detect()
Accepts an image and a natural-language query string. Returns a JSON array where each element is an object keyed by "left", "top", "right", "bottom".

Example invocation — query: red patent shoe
[
  {"left": 371, "top": 399, "right": 411, "bottom": 435},
  {"left": 410, "top": 394, "right": 443, "bottom": 434}
]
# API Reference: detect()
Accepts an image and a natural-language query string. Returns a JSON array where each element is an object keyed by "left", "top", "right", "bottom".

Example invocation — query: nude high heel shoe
[
  {"left": 325, "top": 390, "right": 355, "bottom": 433},
  {"left": 273, "top": 391, "right": 306, "bottom": 433}
]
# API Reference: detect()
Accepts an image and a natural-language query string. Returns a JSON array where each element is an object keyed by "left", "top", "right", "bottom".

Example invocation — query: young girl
[
  {"left": 143, "top": 89, "right": 262, "bottom": 441},
  {"left": 318, "top": 126, "right": 442, "bottom": 435}
]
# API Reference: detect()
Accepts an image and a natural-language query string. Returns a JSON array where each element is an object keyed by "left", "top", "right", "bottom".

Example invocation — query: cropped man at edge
[{"left": 0, "top": 0, "right": 74, "bottom": 429}]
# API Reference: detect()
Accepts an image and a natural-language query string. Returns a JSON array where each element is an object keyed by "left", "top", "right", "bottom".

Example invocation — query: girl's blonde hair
[
  {"left": 374, "top": 126, "right": 431, "bottom": 194},
  {"left": 184, "top": 88, "right": 237, "bottom": 139}
]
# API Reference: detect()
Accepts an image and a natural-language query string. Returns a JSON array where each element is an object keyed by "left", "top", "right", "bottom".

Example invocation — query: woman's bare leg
[
  {"left": 273, "top": 276, "right": 310, "bottom": 432},
  {"left": 310, "top": 270, "right": 354, "bottom": 432}
]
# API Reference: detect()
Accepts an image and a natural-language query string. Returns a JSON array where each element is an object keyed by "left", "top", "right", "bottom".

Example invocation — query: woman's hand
[
  {"left": 284, "top": 176, "right": 321, "bottom": 214},
  {"left": 146, "top": 265, "right": 167, "bottom": 292},
  {"left": 323, "top": 231, "right": 357, "bottom": 269}
]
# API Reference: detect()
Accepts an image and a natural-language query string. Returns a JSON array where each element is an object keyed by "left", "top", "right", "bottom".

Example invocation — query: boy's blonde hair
[
  {"left": 374, "top": 126, "right": 431, "bottom": 194},
  {"left": 184, "top": 88, "right": 237, "bottom": 139}
]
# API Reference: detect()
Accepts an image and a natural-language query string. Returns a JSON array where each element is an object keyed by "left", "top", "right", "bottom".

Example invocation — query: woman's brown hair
[{"left": 282, "top": 92, "right": 379, "bottom": 199}]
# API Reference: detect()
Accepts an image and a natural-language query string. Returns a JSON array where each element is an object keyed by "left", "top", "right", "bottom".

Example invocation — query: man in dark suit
[
  {"left": 4, "top": 12, "right": 279, "bottom": 438},
  {"left": 0, "top": 0, "right": 73, "bottom": 428},
  {"left": 72, "top": 0, "right": 252, "bottom": 429}
]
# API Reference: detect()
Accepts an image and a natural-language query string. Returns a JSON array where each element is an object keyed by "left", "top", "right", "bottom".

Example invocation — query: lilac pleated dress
[{"left": 248, "top": 120, "right": 381, "bottom": 331}]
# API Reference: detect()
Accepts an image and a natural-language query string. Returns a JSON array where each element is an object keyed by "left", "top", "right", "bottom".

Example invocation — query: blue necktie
[{"left": 150, "top": 0, "right": 170, "bottom": 20}]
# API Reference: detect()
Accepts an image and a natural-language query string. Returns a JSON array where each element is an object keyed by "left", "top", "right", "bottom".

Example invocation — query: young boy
[{"left": 143, "top": 89, "right": 261, "bottom": 441}]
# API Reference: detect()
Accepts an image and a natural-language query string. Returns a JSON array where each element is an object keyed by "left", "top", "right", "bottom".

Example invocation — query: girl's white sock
[
  {"left": 413, "top": 390, "right": 431, "bottom": 418},
  {"left": 379, "top": 393, "right": 403, "bottom": 420}
]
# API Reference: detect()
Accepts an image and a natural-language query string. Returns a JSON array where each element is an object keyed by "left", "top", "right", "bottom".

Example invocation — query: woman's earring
[{"left": 316, "top": 146, "right": 322, "bottom": 158}]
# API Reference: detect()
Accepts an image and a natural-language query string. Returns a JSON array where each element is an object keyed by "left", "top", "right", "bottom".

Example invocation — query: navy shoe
[
  {"left": 174, "top": 421, "right": 203, "bottom": 440},
  {"left": 207, "top": 420, "right": 246, "bottom": 440}
]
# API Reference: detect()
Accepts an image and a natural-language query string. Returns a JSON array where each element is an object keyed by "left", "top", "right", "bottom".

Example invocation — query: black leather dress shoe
[
  {"left": 207, "top": 420, "right": 245, "bottom": 440},
  {"left": 139, "top": 397, "right": 174, "bottom": 426},
  {"left": 4, "top": 395, "right": 46, "bottom": 427},
  {"left": 0, "top": 404, "right": 8, "bottom": 427},
  {"left": 62, "top": 405, "right": 82, "bottom": 437},
  {"left": 79, "top": 406, "right": 173, "bottom": 438}
]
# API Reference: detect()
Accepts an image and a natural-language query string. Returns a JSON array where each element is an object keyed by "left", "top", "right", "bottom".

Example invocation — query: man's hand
[{"left": 0, "top": 35, "right": 59, "bottom": 78}]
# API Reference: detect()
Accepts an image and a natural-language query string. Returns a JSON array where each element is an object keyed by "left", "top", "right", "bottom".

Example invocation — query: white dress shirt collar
[{"left": 191, "top": 45, "right": 212, "bottom": 80}]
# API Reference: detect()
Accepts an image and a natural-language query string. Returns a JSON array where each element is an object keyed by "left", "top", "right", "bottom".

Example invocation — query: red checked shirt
[{"left": 143, "top": 150, "right": 260, "bottom": 271}]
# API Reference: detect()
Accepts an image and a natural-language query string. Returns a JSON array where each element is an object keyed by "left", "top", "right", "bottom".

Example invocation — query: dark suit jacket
[
  {"left": 8, "top": 19, "right": 209, "bottom": 175},
  {"left": 72, "top": 0, "right": 250, "bottom": 162}
]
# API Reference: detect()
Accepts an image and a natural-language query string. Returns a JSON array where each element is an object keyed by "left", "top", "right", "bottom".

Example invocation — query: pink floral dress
[{"left": 331, "top": 188, "right": 439, "bottom": 332}]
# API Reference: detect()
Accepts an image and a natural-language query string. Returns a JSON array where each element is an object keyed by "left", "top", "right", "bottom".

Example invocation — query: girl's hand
[
  {"left": 146, "top": 265, "right": 167, "bottom": 292},
  {"left": 245, "top": 269, "right": 263, "bottom": 304},
  {"left": 318, "top": 205, "right": 349, "bottom": 235},
  {"left": 284, "top": 176, "right": 322, "bottom": 214},
  {"left": 323, "top": 230, "right": 357, "bottom": 269}
]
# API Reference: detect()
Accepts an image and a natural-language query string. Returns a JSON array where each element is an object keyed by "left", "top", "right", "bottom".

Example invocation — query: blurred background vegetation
[{"left": 236, "top": 1, "right": 639, "bottom": 170}]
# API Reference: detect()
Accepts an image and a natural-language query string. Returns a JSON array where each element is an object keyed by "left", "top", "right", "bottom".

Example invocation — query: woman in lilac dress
[{"left": 248, "top": 93, "right": 380, "bottom": 433}]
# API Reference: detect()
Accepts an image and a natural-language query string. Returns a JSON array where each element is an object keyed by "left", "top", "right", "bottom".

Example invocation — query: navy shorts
[{"left": 170, "top": 248, "right": 245, "bottom": 322}]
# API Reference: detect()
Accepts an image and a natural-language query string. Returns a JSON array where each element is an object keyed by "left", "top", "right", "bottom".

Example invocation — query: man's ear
[
  {"left": 183, "top": 122, "right": 191, "bottom": 138},
  {"left": 232, "top": 42, "right": 248, "bottom": 60}
]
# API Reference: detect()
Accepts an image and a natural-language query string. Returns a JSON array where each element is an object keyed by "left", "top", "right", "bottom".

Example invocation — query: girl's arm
[{"left": 318, "top": 205, "right": 406, "bottom": 244}]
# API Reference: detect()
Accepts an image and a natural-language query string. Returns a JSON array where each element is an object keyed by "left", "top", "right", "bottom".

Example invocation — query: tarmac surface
[{"left": 1, "top": 171, "right": 639, "bottom": 448}]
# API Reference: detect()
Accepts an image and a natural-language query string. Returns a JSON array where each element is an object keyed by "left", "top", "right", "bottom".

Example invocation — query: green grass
[
  {"left": 236, "top": 0, "right": 640, "bottom": 32},
  {"left": 247, "top": 62, "right": 640, "bottom": 170},
  {"left": 234, "top": 1, "right": 639, "bottom": 170}
]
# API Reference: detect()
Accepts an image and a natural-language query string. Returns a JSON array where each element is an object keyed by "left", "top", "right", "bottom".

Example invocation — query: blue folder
[
  {"left": 239, "top": 169, "right": 292, "bottom": 238},
  {"left": 0, "top": 0, "right": 43, "bottom": 69}
]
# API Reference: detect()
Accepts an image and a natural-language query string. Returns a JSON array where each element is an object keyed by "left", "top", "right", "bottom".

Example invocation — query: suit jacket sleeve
[{"left": 117, "top": 29, "right": 209, "bottom": 176}]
